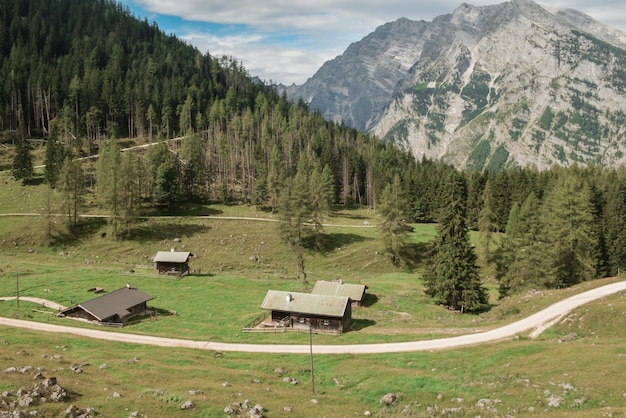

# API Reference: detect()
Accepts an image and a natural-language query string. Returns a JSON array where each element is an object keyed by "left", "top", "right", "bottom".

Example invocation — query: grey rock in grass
[
  {"left": 381, "top": 393, "right": 397, "bottom": 405},
  {"left": 180, "top": 400, "right": 194, "bottom": 410}
]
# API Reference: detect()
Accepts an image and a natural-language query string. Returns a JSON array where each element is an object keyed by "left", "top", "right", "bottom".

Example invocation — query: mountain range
[{"left": 286, "top": 0, "right": 626, "bottom": 170}]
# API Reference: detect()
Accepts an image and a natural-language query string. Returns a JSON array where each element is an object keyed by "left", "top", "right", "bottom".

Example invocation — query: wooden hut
[
  {"left": 59, "top": 285, "right": 153, "bottom": 325},
  {"left": 260, "top": 290, "right": 352, "bottom": 334},
  {"left": 311, "top": 280, "right": 367, "bottom": 306},
  {"left": 152, "top": 250, "right": 192, "bottom": 276}
]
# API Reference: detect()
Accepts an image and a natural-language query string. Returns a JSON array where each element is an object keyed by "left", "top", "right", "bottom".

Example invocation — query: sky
[{"left": 118, "top": 0, "right": 626, "bottom": 86}]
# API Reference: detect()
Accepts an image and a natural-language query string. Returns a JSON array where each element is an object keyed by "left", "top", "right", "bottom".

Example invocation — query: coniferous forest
[{"left": 2, "top": 0, "right": 626, "bottom": 310}]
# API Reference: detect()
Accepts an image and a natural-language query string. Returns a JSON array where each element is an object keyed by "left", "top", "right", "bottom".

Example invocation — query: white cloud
[{"left": 127, "top": 0, "right": 626, "bottom": 85}]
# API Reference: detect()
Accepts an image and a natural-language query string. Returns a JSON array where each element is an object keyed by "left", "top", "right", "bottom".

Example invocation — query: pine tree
[
  {"left": 12, "top": 138, "right": 34, "bottom": 183},
  {"left": 378, "top": 174, "right": 409, "bottom": 265},
  {"left": 57, "top": 156, "right": 85, "bottom": 226},
  {"left": 118, "top": 151, "right": 141, "bottom": 237},
  {"left": 44, "top": 122, "right": 65, "bottom": 187},
  {"left": 96, "top": 139, "right": 122, "bottom": 239},
  {"left": 604, "top": 179, "right": 626, "bottom": 276},
  {"left": 425, "top": 172, "right": 488, "bottom": 312},
  {"left": 541, "top": 173, "right": 596, "bottom": 287},
  {"left": 278, "top": 154, "right": 312, "bottom": 282},
  {"left": 477, "top": 178, "right": 499, "bottom": 263},
  {"left": 495, "top": 192, "right": 546, "bottom": 296},
  {"left": 153, "top": 159, "right": 181, "bottom": 210},
  {"left": 266, "top": 143, "right": 285, "bottom": 213}
]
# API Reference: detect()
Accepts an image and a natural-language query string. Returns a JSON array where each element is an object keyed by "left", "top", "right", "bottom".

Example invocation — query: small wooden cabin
[
  {"left": 59, "top": 285, "right": 153, "bottom": 325},
  {"left": 311, "top": 280, "right": 368, "bottom": 306},
  {"left": 152, "top": 251, "right": 192, "bottom": 276},
  {"left": 260, "top": 290, "right": 352, "bottom": 334}
]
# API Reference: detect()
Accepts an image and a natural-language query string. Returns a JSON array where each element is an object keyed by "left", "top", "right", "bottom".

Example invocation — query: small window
[{"left": 322, "top": 320, "right": 331, "bottom": 326}]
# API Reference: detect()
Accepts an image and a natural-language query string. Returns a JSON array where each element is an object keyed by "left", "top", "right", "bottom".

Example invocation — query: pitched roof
[
  {"left": 311, "top": 280, "right": 367, "bottom": 302},
  {"left": 261, "top": 290, "right": 350, "bottom": 318},
  {"left": 64, "top": 286, "right": 153, "bottom": 322},
  {"left": 152, "top": 251, "right": 191, "bottom": 263}
]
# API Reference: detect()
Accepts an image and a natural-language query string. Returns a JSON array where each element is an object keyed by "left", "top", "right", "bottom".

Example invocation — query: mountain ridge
[{"left": 288, "top": 0, "right": 626, "bottom": 170}]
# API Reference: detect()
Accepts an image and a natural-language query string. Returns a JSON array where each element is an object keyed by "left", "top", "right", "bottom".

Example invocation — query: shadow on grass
[
  {"left": 131, "top": 220, "right": 210, "bottom": 242},
  {"left": 22, "top": 177, "right": 44, "bottom": 186},
  {"left": 331, "top": 211, "right": 370, "bottom": 221},
  {"left": 303, "top": 232, "right": 371, "bottom": 254},
  {"left": 141, "top": 203, "right": 224, "bottom": 217},
  {"left": 350, "top": 318, "right": 376, "bottom": 332},
  {"left": 51, "top": 217, "right": 108, "bottom": 246},
  {"left": 360, "top": 293, "right": 379, "bottom": 307},
  {"left": 398, "top": 241, "right": 432, "bottom": 271}
]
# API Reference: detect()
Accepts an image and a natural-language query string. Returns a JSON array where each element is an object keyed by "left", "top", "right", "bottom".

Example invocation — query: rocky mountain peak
[{"left": 288, "top": 0, "right": 626, "bottom": 170}]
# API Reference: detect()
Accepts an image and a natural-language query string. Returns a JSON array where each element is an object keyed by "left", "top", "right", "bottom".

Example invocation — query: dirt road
[{"left": 1, "top": 281, "right": 624, "bottom": 354}]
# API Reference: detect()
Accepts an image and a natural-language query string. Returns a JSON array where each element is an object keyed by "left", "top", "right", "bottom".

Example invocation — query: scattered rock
[
  {"left": 559, "top": 333, "right": 578, "bottom": 342},
  {"left": 180, "top": 400, "right": 194, "bottom": 410},
  {"left": 310, "top": 399, "right": 319, "bottom": 404},
  {"left": 476, "top": 399, "right": 493, "bottom": 408},
  {"left": 381, "top": 393, "right": 398, "bottom": 405},
  {"left": 547, "top": 394, "right": 561, "bottom": 407}
]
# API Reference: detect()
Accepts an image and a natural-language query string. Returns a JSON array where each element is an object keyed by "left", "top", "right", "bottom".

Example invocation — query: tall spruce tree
[
  {"left": 96, "top": 139, "right": 122, "bottom": 239},
  {"left": 495, "top": 192, "right": 546, "bottom": 296},
  {"left": 118, "top": 151, "right": 141, "bottom": 237},
  {"left": 425, "top": 172, "right": 488, "bottom": 312},
  {"left": 44, "top": 125, "right": 65, "bottom": 187},
  {"left": 540, "top": 173, "right": 596, "bottom": 287},
  {"left": 57, "top": 156, "right": 86, "bottom": 226},
  {"left": 378, "top": 174, "right": 409, "bottom": 265},
  {"left": 604, "top": 179, "right": 626, "bottom": 276},
  {"left": 477, "top": 178, "right": 499, "bottom": 263},
  {"left": 12, "top": 139, "right": 34, "bottom": 184},
  {"left": 278, "top": 154, "right": 312, "bottom": 282}
]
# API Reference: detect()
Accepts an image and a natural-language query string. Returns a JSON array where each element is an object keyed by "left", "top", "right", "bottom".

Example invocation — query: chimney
[{"left": 286, "top": 293, "right": 293, "bottom": 302}]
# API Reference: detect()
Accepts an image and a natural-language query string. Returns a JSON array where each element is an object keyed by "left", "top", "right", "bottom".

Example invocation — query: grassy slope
[{"left": 0, "top": 168, "right": 625, "bottom": 416}]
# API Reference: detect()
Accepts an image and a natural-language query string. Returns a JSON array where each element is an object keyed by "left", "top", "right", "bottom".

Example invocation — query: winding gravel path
[{"left": 1, "top": 281, "right": 625, "bottom": 354}]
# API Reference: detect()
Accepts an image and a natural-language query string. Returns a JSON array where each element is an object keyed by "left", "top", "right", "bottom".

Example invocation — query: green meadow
[{"left": 1, "top": 173, "right": 625, "bottom": 416}]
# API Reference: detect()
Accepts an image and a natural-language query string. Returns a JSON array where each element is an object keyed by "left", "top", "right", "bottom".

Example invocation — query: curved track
[{"left": 1, "top": 281, "right": 624, "bottom": 354}]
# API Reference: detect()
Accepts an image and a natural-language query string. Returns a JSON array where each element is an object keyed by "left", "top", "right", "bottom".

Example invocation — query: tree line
[{"left": 5, "top": 0, "right": 626, "bottom": 312}]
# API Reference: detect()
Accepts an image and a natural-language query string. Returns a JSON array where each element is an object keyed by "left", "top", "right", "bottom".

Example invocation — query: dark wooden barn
[
  {"left": 260, "top": 290, "right": 352, "bottom": 334},
  {"left": 59, "top": 285, "right": 153, "bottom": 326},
  {"left": 311, "top": 280, "right": 368, "bottom": 306},
  {"left": 152, "top": 251, "right": 192, "bottom": 276}
]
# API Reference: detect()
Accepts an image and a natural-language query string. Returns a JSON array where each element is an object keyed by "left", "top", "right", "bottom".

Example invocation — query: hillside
[{"left": 288, "top": 0, "right": 626, "bottom": 170}]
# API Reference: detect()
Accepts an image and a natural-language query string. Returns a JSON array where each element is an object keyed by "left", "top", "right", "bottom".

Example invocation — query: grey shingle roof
[
  {"left": 152, "top": 251, "right": 191, "bottom": 263},
  {"left": 311, "top": 280, "right": 367, "bottom": 302},
  {"left": 69, "top": 286, "right": 153, "bottom": 321},
  {"left": 261, "top": 290, "right": 349, "bottom": 317}
]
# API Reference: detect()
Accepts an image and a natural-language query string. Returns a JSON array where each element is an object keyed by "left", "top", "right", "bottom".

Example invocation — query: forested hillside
[{"left": 2, "top": 0, "right": 626, "bottom": 304}]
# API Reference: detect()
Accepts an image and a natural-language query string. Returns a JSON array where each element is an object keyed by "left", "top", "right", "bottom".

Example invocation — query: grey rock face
[{"left": 288, "top": 0, "right": 626, "bottom": 170}]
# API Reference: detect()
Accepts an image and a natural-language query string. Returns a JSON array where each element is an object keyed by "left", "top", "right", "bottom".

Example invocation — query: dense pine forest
[{"left": 2, "top": 0, "right": 626, "bottom": 308}]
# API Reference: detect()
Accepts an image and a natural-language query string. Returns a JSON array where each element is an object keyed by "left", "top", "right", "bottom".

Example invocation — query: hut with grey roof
[
  {"left": 59, "top": 285, "right": 153, "bottom": 326},
  {"left": 152, "top": 250, "right": 192, "bottom": 276},
  {"left": 260, "top": 290, "right": 352, "bottom": 334},
  {"left": 311, "top": 280, "right": 367, "bottom": 306}
]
